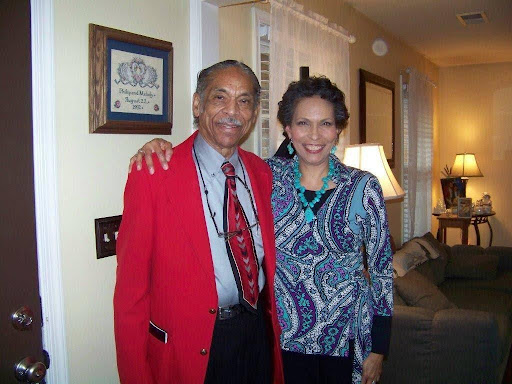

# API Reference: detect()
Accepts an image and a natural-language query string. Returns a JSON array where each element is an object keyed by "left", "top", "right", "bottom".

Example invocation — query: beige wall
[
  {"left": 438, "top": 63, "right": 512, "bottom": 246},
  {"left": 219, "top": 1, "right": 439, "bottom": 244},
  {"left": 218, "top": 3, "right": 266, "bottom": 152},
  {"left": 53, "top": 0, "right": 190, "bottom": 382}
]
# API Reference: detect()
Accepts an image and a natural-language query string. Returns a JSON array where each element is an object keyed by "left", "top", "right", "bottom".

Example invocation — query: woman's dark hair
[{"left": 277, "top": 76, "right": 349, "bottom": 133}]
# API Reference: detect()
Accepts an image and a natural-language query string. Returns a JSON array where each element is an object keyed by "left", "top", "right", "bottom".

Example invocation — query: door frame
[{"left": 31, "top": 0, "right": 69, "bottom": 382}]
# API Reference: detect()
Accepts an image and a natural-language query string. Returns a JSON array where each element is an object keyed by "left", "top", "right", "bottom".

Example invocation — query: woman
[{"left": 131, "top": 77, "right": 393, "bottom": 384}]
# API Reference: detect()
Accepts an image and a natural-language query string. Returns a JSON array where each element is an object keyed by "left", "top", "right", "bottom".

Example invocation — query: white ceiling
[{"left": 344, "top": 0, "right": 512, "bottom": 67}]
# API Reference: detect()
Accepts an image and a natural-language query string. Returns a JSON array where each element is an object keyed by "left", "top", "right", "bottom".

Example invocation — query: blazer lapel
[{"left": 163, "top": 132, "right": 216, "bottom": 282}]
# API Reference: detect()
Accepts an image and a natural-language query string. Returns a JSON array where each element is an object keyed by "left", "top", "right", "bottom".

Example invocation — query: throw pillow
[
  {"left": 408, "top": 232, "right": 449, "bottom": 258},
  {"left": 421, "top": 232, "right": 449, "bottom": 285},
  {"left": 446, "top": 245, "right": 499, "bottom": 280},
  {"left": 411, "top": 236, "right": 441, "bottom": 259},
  {"left": 393, "top": 241, "right": 428, "bottom": 277},
  {"left": 394, "top": 269, "right": 457, "bottom": 311}
]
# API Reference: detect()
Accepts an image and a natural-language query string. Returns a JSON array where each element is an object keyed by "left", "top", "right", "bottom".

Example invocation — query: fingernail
[
  {"left": 137, "top": 164, "right": 141, "bottom": 171},
  {"left": 149, "top": 167, "right": 154, "bottom": 175},
  {"left": 163, "top": 164, "right": 168, "bottom": 170}
]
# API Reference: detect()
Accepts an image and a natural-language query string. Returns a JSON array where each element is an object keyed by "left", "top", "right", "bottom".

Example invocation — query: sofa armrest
[
  {"left": 381, "top": 306, "right": 434, "bottom": 384},
  {"left": 491, "top": 246, "right": 512, "bottom": 272},
  {"left": 431, "top": 308, "right": 500, "bottom": 384}
]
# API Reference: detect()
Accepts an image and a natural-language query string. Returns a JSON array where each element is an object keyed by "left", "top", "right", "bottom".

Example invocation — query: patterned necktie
[{"left": 221, "top": 161, "right": 259, "bottom": 312}]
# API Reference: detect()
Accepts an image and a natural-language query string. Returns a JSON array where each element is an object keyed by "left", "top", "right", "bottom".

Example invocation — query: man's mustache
[{"left": 217, "top": 117, "right": 242, "bottom": 127}]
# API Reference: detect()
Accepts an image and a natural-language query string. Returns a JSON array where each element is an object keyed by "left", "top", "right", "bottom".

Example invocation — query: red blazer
[{"left": 114, "top": 132, "right": 283, "bottom": 384}]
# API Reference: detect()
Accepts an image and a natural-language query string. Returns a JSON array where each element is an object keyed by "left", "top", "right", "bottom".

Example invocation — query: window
[
  {"left": 401, "top": 70, "right": 434, "bottom": 241},
  {"left": 253, "top": 9, "right": 270, "bottom": 158}
]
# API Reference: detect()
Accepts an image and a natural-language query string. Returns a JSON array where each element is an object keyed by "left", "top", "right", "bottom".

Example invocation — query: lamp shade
[
  {"left": 451, "top": 153, "right": 483, "bottom": 178},
  {"left": 343, "top": 143, "right": 405, "bottom": 201}
]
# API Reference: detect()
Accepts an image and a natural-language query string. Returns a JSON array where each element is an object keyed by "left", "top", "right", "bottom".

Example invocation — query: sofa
[{"left": 380, "top": 232, "right": 512, "bottom": 384}]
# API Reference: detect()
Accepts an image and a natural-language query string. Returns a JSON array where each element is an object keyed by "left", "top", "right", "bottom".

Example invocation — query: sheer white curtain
[
  {"left": 402, "top": 68, "right": 435, "bottom": 241},
  {"left": 269, "top": 0, "right": 351, "bottom": 158}
]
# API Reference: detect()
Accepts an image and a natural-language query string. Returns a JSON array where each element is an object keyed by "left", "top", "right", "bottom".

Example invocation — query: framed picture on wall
[
  {"left": 89, "top": 24, "right": 173, "bottom": 134},
  {"left": 457, "top": 197, "right": 472, "bottom": 218}
]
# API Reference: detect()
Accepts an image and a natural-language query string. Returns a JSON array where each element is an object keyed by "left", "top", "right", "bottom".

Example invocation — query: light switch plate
[{"left": 95, "top": 215, "right": 122, "bottom": 259}]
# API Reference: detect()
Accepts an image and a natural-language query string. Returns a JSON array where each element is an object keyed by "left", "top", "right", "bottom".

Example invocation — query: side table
[
  {"left": 471, "top": 211, "right": 496, "bottom": 247},
  {"left": 435, "top": 214, "right": 471, "bottom": 245},
  {"left": 433, "top": 211, "right": 496, "bottom": 246}
]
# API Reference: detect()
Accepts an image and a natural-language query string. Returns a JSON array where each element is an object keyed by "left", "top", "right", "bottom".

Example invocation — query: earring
[
  {"left": 330, "top": 145, "right": 337, "bottom": 155},
  {"left": 287, "top": 141, "right": 295, "bottom": 155}
]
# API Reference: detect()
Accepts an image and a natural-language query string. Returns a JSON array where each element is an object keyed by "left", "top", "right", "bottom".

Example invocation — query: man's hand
[
  {"left": 362, "top": 352, "right": 384, "bottom": 384},
  {"left": 129, "top": 138, "right": 173, "bottom": 175}
]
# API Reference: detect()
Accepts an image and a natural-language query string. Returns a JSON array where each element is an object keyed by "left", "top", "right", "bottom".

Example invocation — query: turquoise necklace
[{"left": 294, "top": 157, "right": 335, "bottom": 223}]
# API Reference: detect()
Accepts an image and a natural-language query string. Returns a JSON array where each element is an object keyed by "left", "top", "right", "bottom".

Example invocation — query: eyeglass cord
[{"left": 193, "top": 144, "right": 259, "bottom": 239}]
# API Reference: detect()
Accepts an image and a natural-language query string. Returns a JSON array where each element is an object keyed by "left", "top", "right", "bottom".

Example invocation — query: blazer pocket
[
  {"left": 149, "top": 320, "right": 168, "bottom": 343},
  {"left": 148, "top": 321, "right": 172, "bottom": 382}
]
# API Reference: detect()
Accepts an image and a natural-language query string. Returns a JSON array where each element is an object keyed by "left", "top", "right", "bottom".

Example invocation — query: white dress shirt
[{"left": 193, "top": 133, "right": 266, "bottom": 307}]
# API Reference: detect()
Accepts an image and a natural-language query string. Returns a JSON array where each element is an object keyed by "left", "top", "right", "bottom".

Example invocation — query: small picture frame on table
[
  {"left": 457, "top": 197, "right": 472, "bottom": 218},
  {"left": 89, "top": 24, "right": 173, "bottom": 134}
]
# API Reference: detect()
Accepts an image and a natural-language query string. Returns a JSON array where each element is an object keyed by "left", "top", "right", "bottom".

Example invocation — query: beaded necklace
[{"left": 294, "top": 156, "right": 336, "bottom": 223}]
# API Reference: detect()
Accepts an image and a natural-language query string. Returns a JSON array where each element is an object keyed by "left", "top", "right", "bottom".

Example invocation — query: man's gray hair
[{"left": 194, "top": 60, "right": 261, "bottom": 126}]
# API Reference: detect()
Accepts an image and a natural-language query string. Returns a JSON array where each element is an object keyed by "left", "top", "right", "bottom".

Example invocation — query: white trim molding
[
  {"left": 189, "top": 0, "right": 202, "bottom": 133},
  {"left": 252, "top": 7, "right": 270, "bottom": 157},
  {"left": 31, "top": 0, "right": 69, "bottom": 382}
]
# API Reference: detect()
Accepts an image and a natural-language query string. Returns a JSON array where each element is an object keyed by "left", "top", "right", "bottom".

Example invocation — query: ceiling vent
[{"left": 456, "top": 11, "right": 489, "bottom": 26}]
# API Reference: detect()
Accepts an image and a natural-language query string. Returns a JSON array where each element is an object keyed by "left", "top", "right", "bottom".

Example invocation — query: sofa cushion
[
  {"left": 495, "top": 313, "right": 512, "bottom": 365},
  {"left": 414, "top": 261, "right": 437, "bottom": 284},
  {"left": 446, "top": 245, "right": 499, "bottom": 280},
  {"left": 440, "top": 271, "right": 512, "bottom": 295},
  {"left": 395, "top": 270, "right": 457, "bottom": 311},
  {"left": 393, "top": 241, "right": 428, "bottom": 277},
  {"left": 440, "top": 285, "right": 512, "bottom": 319},
  {"left": 393, "top": 286, "right": 407, "bottom": 306}
]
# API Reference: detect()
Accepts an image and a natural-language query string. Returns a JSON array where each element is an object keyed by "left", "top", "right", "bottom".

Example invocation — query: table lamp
[
  {"left": 450, "top": 153, "right": 483, "bottom": 189},
  {"left": 342, "top": 143, "right": 404, "bottom": 253},
  {"left": 343, "top": 143, "right": 405, "bottom": 200}
]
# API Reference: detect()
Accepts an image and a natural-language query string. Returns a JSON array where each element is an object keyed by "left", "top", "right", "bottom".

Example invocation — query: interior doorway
[{"left": 0, "top": 1, "right": 45, "bottom": 382}]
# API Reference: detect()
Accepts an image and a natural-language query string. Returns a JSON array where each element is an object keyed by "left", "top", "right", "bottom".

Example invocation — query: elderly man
[{"left": 114, "top": 60, "right": 283, "bottom": 384}]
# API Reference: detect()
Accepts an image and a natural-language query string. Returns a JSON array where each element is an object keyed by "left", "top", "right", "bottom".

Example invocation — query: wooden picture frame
[
  {"left": 89, "top": 24, "right": 173, "bottom": 134},
  {"left": 359, "top": 69, "right": 395, "bottom": 168},
  {"left": 457, "top": 197, "right": 472, "bottom": 218}
]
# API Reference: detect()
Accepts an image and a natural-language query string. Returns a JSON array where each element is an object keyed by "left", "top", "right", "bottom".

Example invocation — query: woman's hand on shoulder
[
  {"left": 129, "top": 138, "right": 173, "bottom": 175},
  {"left": 362, "top": 352, "right": 384, "bottom": 384}
]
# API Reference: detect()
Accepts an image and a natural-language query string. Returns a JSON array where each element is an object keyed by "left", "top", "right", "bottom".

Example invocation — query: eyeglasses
[
  {"left": 204, "top": 175, "right": 260, "bottom": 241},
  {"left": 194, "top": 146, "right": 259, "bottom": 241}
]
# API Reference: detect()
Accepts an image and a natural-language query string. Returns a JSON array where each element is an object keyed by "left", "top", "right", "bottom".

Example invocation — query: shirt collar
[{"left": 194, "top": 133, "right": 240, "bottom": 177}]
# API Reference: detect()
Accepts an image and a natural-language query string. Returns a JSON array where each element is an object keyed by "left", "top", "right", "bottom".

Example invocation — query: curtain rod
[
  {"left": 401, "top": 68, "right": 437, "bottom": 88},
  {"left": 271, "top": 0, "right": 356, "bottom": 43},
  {"left": 219, "top": 0, "right": 269, "bottom": 8},
  {"left": 219, "top": 0, "right": 356, "bottom": 44}
]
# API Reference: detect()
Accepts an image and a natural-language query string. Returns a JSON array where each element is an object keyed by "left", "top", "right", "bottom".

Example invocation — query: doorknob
[
  {"left": 14, "top": 356, "right": 46, "bottom": 383},
  {"left": 11, "top": 306, "right": 34, "bottom": 331}
]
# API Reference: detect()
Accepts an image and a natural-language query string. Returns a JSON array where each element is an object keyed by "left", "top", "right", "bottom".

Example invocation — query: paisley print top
[{"left": 267, "top": 155, "right": 393, "bottom": 383}]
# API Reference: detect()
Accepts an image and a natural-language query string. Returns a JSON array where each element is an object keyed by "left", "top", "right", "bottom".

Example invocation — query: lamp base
[{"left": 461, "top": 178, "right": 469, "bottom": 197}]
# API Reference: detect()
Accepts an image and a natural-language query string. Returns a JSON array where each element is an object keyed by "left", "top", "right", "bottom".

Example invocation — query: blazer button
[
  {"left": 200, "top": 348, "right": 208, "bottom": 356},
  {"left": 209, "top": 308, "right": 217, "bottom": 314}
]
